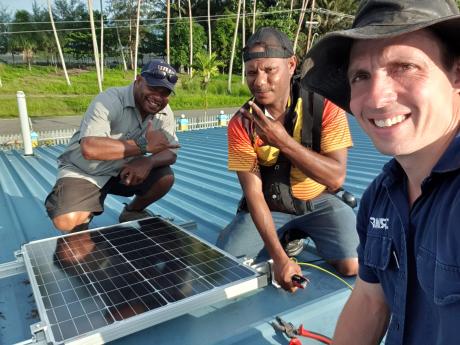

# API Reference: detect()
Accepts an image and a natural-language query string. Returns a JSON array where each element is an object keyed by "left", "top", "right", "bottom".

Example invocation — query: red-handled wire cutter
[{"left": 271, "top": 316, "right": 332, "bottom": 345}]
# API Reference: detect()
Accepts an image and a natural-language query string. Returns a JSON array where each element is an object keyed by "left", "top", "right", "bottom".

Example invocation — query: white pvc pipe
[{"left": 16, "top": 91, "right": 33, "bottom": 155}]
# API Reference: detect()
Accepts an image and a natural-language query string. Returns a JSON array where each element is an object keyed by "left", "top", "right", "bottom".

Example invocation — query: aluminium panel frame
[{"left": 21, "top": 218, "right": 267, "bottom": 345}]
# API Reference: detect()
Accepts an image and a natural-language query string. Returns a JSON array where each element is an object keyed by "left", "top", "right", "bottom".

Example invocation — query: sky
[{"left": 0, "top": 0, "right": 101, "bottom": 16}]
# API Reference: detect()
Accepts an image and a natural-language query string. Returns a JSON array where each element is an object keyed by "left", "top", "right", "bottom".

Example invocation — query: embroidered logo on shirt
[{"left": 370, "top": 217, "right": 389, "bottom": 230}]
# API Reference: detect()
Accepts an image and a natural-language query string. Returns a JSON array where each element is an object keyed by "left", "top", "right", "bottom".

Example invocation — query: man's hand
[
  {"left": 273, "top": 258, "right": 303, "bottom": 292},
  {"left": 145, "top": 121, "right": 180, "bottom": 154},
  {"left": 239, "top": 101, "right": 291, "bottom": 148},
  {"left": 120, "top": 156, "right": 153, "bottom": 186}
]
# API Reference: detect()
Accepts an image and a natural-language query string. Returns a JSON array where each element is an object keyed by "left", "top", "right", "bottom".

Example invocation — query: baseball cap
[
  {"left": 243, "top": 27, "right": 295, "bottom": 62},
  {"left": 140, "top": 59, "right": 178, "bottom": 93}
]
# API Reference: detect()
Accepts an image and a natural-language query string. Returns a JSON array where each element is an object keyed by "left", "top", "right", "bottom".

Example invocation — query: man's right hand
[
  {"left": 145, "top": 121, "right": 180, "bottom": 154},
  {"left": 273, "top": 258, "right": 303, "bottom": 292}
]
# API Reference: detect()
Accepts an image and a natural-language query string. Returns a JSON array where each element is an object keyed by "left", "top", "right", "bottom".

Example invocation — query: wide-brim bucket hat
[{"left": 301, "top": 0, "right": 460, "bottom": 114}]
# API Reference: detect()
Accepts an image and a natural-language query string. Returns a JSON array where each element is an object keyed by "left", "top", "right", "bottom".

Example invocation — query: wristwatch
[{"left": 135, "top": 136, "right": 148, "bottom": 155}]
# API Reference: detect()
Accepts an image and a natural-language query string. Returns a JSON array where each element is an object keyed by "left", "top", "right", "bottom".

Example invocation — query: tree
[
  {"left": 133, "top": 0, "right": 142, "bottom": 79},
  {"left": 212, "top": 9, "right": 240, "bottom": 73},
  {"left": 87, "top": 0, "right": 102, "bottom": 91},
  {"left": 54, "top": 0, "right": 93, "bottom": 65},
  {"left": 169, "top": 18, "right": 206, "bottom": 72},
  {"left": 293, "top": 0, "right": 310, "bottom": 53},
  {"left": 48, "top": 0, "right": 71, "bottom": 85},
  {"left": 187, "top": 0, "right": 193, "bottom": 75},
  {"left": 193, "top": 51, "right": 223, "bottom": 112},
  {"left": 0, "top": 5, "right": 11, "bottom": 55},
  {"left": 10, "top": 10, "right": 37, "bottom": 70},
  {"left": 100, "top": 0, "right": 104, "bottom": 81},
  {"left": 0, "top": 62, "right": 4, "bottom": 87},
  {"left": 108, "top": 0, "right": 156, "bottom": 69},
  {"left": 207, "top": 0, "right": 211, "bottom": 57},
  {"left": 166, "top": 0, "right": 170, "bottom": 63},
  {"left": 227, "top": 0, "right": 242, "bottom": 93}
]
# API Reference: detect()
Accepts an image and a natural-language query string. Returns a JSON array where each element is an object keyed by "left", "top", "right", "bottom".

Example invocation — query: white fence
[
  {"left": 0, "top": 129, "right": 77, "bottom": 151},
  {"left": 0, "top": 114, "right": 234, "bottom": 151}
]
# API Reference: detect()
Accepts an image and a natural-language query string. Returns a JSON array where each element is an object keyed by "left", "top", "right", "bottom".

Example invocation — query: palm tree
[
  {"left": 193, "top": 51, "right": 224, "bottom": 114},
  {"left": 227, "top": 0, "right": 242, "bottom": 94},
  {"left": 100, "top": 0, "right": 104, "bottom": 81},
  {"left": 241, "top": 0, "right": 246, "bottom": 84},
  {"left": 187, "top": 0, "right": 193, "bottom": 76},
  {"left": 0, "top": 62, "right": 4, "bottom": 87},
  {"left": 87, "top": 0, "right": 102, "bottom": 92},
  {"left": 293, "top": 0, "right": 309, "bottom": 53},
  {"left": 133, "top": 0, "right": 142, "bottom": 80},
  {"left": 306, "top": 0, "right": 316, "bottom": 51},
  {"left": 252, "top": 0, "right": 257, "bottom": 33},
  {"left": 207, "top": 0, "right": 211, "bottom": 57},
  {"left": 47, "top": 0, "right": 71, "bottom": 86},
  {"left": 166, "top": 0, "right": 170, "bottom": 64},
  {"left": 115, "top": 25, "right": 128, "bottom": 71}
]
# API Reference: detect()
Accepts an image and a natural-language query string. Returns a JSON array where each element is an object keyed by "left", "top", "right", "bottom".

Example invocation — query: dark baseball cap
[
  {"left": 301, "top": 0, "right": 460, "bottom": 114},
  {"left": 243, "top": 27, "right": 295, "bottom": 62},
  {"left": 141, "top": 59, "right": 178, "bottom": 93}
]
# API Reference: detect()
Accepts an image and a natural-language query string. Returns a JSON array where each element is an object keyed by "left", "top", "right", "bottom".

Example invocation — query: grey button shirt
[{"left": 57, "top": 82, "right": 178, "bottom": 188}]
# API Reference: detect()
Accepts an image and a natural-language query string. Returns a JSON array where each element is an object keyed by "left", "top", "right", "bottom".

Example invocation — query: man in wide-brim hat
[{"left": 302, "top": 0, "right": 460, "bottom": 344}]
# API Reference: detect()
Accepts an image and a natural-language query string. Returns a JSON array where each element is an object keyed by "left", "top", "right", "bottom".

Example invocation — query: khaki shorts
[{"left": 45, "top": 166, "right": 173, "bottom": 219}]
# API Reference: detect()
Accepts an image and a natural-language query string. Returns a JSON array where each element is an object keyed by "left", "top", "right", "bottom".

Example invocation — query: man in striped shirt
[{"left": 216, "top": 27, "right": 358, "bottom": 292}]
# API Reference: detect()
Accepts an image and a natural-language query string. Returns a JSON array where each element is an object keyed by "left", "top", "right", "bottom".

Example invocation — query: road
[{"left": 0, "top": 107, "right": 238, "bottom": 135}]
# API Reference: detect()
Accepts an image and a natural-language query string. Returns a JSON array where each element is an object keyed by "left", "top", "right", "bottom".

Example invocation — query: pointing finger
[{"left": 248, "top": 101, "right": 269, "bottom": 125}]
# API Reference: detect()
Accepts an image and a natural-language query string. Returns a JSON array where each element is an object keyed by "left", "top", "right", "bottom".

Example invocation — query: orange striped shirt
[{"left": 227, "top": 99, "right": 353, "bottom": 200}]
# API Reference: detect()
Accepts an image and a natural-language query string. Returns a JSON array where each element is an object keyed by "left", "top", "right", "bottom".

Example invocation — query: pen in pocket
[{"left": 392, "top": 251, "right": 400, "bottom": 270}]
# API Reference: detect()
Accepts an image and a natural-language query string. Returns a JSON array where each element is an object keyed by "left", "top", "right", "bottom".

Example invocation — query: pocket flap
[
  {"left": 434, "top": 263, "right": 460, "bottom": 306},
  {"left": 363, "top": 234, "right": 392, "bottom": 270},
  {"left": 417, "top": 249, "right": 460, "bottom": 306}
]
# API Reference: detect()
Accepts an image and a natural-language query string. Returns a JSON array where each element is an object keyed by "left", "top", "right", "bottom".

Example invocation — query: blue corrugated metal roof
[{"left": 0, "top": 116, "right": 390, "bottom": 345}]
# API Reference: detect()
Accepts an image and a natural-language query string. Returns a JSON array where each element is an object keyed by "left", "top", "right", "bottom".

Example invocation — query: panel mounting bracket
[
  {"left": 0, "top": 249, "right": 26, "bottom": 279},
  {"left": 13, "top": 322, "right": 48, "bottom": 345}
]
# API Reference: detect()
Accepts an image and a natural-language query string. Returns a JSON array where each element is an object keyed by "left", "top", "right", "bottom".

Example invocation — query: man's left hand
[
  {"left": 240, "top": 101, "right": 291, "bottom": 148},
  {"left": 120, "top": 157, "right": 153, "bottom": 186},
  {"left": 145, "top": 121, "right": 181, "bottom": 154}
]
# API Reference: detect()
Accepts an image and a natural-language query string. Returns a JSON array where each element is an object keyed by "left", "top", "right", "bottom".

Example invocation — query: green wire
[{"left": 292, "top": 259, "right": 354, "bottom": 291}]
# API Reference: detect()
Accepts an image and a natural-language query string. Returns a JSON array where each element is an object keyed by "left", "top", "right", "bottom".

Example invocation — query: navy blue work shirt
[{"left": 357, "top": 134, "right": 460, "bottom": 345}]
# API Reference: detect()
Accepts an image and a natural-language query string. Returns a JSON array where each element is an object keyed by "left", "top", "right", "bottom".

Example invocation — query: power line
[
  {"left": 2, "top": 8, "right": 299, "bottom": 26},
  {"left": 0, "top": 6, "right": 354, "bottom": 27},
  {"left": 1, "top": 9, "right": 297, "bottom": 34}
]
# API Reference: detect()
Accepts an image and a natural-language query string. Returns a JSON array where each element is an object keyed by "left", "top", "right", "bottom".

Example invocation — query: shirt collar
[
  {"left": 124, "top": 82, "right": 136, "bottom": 109},
  {"left": 432, "top": 132, "right": 460, "bottom": 173},
  {"left": 382, "top": 131, "right": 460, "bottom": 186}
]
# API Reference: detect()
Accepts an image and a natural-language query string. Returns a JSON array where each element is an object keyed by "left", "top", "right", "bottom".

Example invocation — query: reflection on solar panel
[{"left": 22, "top": 217, "right": 263, "bottom": 344}]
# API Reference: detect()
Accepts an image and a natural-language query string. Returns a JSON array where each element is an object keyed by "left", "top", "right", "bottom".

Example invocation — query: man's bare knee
[
  {"left": 329, "top": 258, "right": 359, "bottom": 277},
  {"left": 52, "top": 211, "right": 92, "bottom": 232},
  {"left": 146, "top": 172, "right": 174, "bottom": 195},
  {"left": 158, "top": 172, "right": 174, "bottom": 189}
]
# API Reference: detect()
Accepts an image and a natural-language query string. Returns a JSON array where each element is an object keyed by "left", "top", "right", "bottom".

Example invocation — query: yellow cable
[{"left": 291, "top": 258, "right": 354, "bottom": 291}]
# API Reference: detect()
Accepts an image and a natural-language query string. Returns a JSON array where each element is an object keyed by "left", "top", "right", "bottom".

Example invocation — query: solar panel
[{"left": 22, "top": 217, "right": 264, "bottom": 344}]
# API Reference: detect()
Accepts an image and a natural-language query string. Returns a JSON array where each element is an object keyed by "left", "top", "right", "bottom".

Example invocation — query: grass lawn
[{"left": 0, "top": 64, "right": 251, "bottom": 118}]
